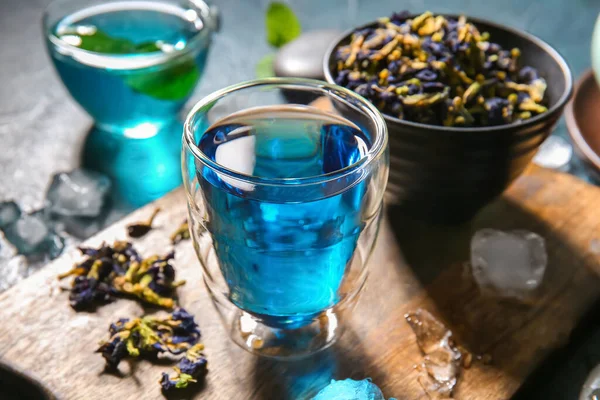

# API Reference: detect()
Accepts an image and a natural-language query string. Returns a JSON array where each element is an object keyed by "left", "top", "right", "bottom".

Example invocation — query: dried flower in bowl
[{"left": 332, "top": 11, "right": 547, "bottom": 127}]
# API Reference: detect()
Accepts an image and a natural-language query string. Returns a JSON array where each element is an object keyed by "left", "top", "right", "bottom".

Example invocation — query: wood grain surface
[{"left": 1, "top": 165, "right": 600, "bottom": 400}]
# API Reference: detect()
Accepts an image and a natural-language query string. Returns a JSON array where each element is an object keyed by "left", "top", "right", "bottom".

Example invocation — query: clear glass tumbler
[{"left": 182, "top": 78, "right": 389, "bottom": 358}]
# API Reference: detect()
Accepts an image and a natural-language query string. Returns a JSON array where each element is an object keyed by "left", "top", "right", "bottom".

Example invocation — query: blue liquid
[
  {"left": 48, "top": 1, "right": 208, "bottom": 132},
  {"left": 83, "top": 122, "right": 183, "bottom": 208},
  {"left": 197, "top": 106, "right": 371, "bottom": 325}
]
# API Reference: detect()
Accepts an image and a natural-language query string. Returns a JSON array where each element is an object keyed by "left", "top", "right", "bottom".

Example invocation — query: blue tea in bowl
[
  {"left": 197, "top": 105, "right": 370, "bottom": 327},
  {"left": 46, "top": 0, "right": 211, "bottom": 133}
]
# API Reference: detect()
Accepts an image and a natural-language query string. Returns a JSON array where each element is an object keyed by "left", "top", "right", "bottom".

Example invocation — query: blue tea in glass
[
  {"left": 44, "top": 0, "right": 216, "bottom": 206},
  {"left": 199, "top": 106, "right": 368, "bottom": 320},
  {"left": 184, "top": 80, "right": 389, "bottom": 358}
]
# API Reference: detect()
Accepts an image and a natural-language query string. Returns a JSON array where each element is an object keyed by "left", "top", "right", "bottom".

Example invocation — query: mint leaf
[
  {"left": 255, "top": 54, "right": 275, "bottom": 78},
  {"left": 133, "top": 41, "right": 163, "bottom": 53},
  {"left": 125, "top": 60, "right": 200, "bottom": 101},
  {"left": 59, "top": 25, "right": 199, "bottom": 101},
  {"left": 265, "top": 2, "right": 301, "bottom": 48}
]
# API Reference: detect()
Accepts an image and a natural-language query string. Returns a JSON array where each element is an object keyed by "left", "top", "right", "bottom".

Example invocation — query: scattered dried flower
[
  {"left": 112, "top": 251, "right": 185, "bottom": 308},
  {"left": 58, "top": 241, "right": 184, "bottom": 310},
  {"left": 170, "top": 220, "right": 190, "bottom": 244},
  {"left": 127, "top": 208, "right": 161, "bottom": 238},
  {"left": 160, "top": 343, "right": 208, "bottom": 392},
  {"left": 97, "top": 308, "right": 201, "bottom": 369}
]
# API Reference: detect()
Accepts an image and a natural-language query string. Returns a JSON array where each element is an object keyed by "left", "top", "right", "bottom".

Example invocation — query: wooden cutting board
[{"left": 1, "top": 165, "right": 600, "bottom": 400}]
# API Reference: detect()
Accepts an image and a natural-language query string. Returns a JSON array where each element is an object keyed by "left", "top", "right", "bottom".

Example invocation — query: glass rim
[
  {"left": 43, "top": 0, "right": 215, "bottom": 70},
  {"left": 183, "top": 77, "right": 389, "bottom": 187}
]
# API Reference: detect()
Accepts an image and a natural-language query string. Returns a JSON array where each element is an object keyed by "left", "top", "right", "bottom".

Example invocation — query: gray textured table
[{"left": 0, "top": 0, "right": 599, "bottom": 398}]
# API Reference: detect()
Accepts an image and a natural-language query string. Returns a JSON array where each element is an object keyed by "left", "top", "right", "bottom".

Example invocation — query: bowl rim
[
  {"left": 565, "top": 69, "right": 600, "bottom": 171},
  {"left": 323, "top": 13, "right": 574, "bottom": 133}
]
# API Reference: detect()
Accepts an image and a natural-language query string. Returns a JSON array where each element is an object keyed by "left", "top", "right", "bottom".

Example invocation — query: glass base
[
  {"left": 82, "top": 120, "right": 183, "bottom": 208},
  {"left": 205, "top": 275, "right": 364, "bottom": 360}
]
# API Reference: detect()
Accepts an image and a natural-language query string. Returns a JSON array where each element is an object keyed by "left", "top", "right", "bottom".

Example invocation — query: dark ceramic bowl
[{"left": 324, "top": 15, "right": 573, "bottom": 223}]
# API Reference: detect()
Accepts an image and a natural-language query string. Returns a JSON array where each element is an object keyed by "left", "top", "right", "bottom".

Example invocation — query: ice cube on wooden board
[{"left": 470, "top": 229, "right": 547, "bottom": 300}]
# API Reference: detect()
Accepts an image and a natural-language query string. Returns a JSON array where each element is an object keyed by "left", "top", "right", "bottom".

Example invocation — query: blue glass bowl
[
  {"left": 43, "top": 0, "right": 218, "bottom": 206},
  {"left": 44, "top": 0, "right": 217, "bottom": 133}
]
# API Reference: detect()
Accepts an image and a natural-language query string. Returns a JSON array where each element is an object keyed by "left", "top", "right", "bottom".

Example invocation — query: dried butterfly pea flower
[
  {"left": 170, "top": 220, "right": 190, "bottom": 244},
  {"left": 98, "top": 336, "right": 129, "bottom": 368},
  {"left": 332, "top": 11, "right": 547, "bottom": 127},
  {"left": 97, "top": 317, "right": 158, "bottom": 368},
  {"left": 59, "top": 241, "right": 141, "bottom": 278},
  {"left": 97, "top": 308, "right": 201, "bottom": 369},
  {"left": 112, "top": 251, "right": 185, "bottom": 308},
  {"left": 144, "top": 308, "right": 200, "bottom": 354},
  {"left": 69, "top": 276, "right": 116, "bottom": 310},
  {"left": 160, "top": 343, "right": 208, "bottom": 392},
  {"left": 59, "top": 241, "right": 185, "bottom": 310},
  {"left": 58, "top": 241, "right": 143, "bottom": 310},
  {"left": 127, "top": 208, "right": 161, "bottom": 238}
]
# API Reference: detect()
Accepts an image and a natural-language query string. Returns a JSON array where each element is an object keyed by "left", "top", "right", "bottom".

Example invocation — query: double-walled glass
[{"left": 183, "top": 78, "right": 389, "bottom": 358}]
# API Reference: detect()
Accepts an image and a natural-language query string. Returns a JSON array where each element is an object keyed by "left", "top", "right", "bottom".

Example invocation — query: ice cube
[
  {"left": 46, "top": 232, "right": 66, "bottom": 260},
  {"left": 2, "top": 212, "right": 65, "bottom": 258},
  {"left": 0, "top": 201, "right": 21, "bottom": 229},
  {"left": 56, "top": 216, "right": 106, "bottom": 239},
  {"left": 533, "top": 135, "right": 573, "bottom": 171},
  {"left": 471, "top": 229, "right": 547, "bottom": 299},
  {"left": 3, "top": 213, "right": 49, "bottom": 255},
  {"left": 46, "top": 169, "right": 111, "bottom": 218},
  {"left": 405, "top": 309, "right": 461, "bottom": 398}
]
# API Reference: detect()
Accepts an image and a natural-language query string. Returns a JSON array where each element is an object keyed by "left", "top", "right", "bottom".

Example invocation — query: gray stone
[{"left": 274, "top": 30, "right": 342, "bottom": 79}]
